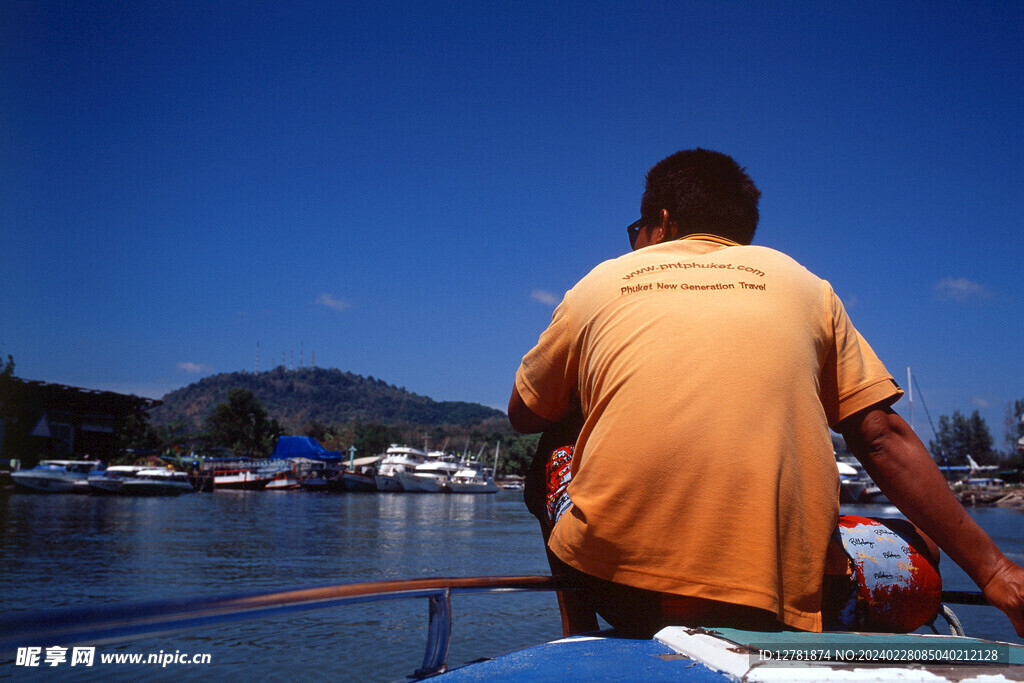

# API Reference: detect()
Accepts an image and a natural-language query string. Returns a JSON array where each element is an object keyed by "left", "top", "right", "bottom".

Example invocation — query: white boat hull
[
  {"left": 12, "top": 461, "right": 101, "bottom": 494},
  {"left": 445, "top": 480, "right": 498, "bottom": 494},
  {"left": 342, "top": 472, "right": 376, "bottom": 492},
  {"left": 213, "top": 471, "right": 272, "bottom": 490},
  {"left": 12, "top": 472, "right": 80, "bottom": 494},
  {"left": 373, "top": 474, "right": 402, "bottom": 492},
  {"left": 265, "top": 477, "right": 300, "bottom": 490},
  {"left": 396, "top": 471, "right": 446, "bottom": 493}
]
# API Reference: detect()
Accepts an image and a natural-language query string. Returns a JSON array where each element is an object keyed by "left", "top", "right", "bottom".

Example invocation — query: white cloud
[
  {"left": 530, "top": 289, "right": 560, "bottom": 306},
  {"left": 972, "top": 395, "right": 996, "bottom": 410},
  {"left": 317, "top": 292, "right": 351, "bottom": 311},
  {"left": 176, "top": 361, "right": 212, "bottom": 374},
  {"left": 933, "top": 277, "right": 991, "bottom": 302}
]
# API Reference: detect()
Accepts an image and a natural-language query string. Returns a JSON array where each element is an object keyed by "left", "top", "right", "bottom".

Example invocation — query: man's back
[{"left": 519, "top": 235, "right": 898, "bottom": 630}]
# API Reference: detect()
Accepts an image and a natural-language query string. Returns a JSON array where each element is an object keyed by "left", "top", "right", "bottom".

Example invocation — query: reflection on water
[
  {"left": 0, "top": 490, "right": 558, "bottom": 680},
  {"left": 1, "top": 493, "right": 1022, "bottom": 680}
]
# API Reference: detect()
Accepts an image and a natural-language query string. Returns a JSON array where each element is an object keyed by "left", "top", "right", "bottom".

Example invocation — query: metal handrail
[
  {"left": 0, "top": 575, "right": 566, "bottom": 678},
  {"left": 0, "top": 575, "right": 991, "bottom": 677}
]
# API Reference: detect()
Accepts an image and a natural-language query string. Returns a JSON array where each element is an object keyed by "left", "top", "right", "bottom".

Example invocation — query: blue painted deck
[
  {"left": 438, "top": 634, "right": 730, "bottom": 681},
  {"left": 439, "top": 627, "right": 1024, "bottom": 682}
]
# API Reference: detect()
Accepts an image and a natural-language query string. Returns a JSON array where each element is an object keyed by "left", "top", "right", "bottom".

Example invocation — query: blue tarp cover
[{"left": 272, "top": 436, "right": 342, "bottom": 461}]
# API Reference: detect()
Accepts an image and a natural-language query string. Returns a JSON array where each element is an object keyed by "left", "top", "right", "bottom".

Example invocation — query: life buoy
[{"left": 826, "top": 515, "right": 942, "bottom": 632}]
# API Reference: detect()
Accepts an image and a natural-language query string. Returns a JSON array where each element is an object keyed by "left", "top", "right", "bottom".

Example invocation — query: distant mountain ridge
[{"left": 150, "top": 367, "right": 506, "bottom": 430}]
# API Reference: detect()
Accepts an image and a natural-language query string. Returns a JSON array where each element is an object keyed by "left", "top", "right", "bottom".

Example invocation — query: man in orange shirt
[{"left": 510, "top": 148, "right": 1024, "bottom": 637}]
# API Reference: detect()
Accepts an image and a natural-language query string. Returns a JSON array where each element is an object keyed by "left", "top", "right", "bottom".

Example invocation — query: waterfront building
[{"left": 0, "top": 376, "right": 160, "bottom": 467}]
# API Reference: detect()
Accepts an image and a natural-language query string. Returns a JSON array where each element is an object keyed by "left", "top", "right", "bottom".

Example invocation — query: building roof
[{"left": 0, "top": 377, "right": 161, "bottom": 415}]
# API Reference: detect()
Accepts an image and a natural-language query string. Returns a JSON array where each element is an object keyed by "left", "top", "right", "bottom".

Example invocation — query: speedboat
[
  {"left": 87, "top": 465, "right": 149, "bottom": 494},
  {"left": 12, "top": 460, "right": 103, "bottom": 494},
  {"left": 373, "top": 445, "right": 428, "bottom": 492},
  {"left": 120, "top": 468, "right": 195, "bottom": 496}
]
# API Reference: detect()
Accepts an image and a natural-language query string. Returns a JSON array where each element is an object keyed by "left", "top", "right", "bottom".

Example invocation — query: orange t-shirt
[{"left": 515, "top": 236, "right": 901, "bottom": 631}]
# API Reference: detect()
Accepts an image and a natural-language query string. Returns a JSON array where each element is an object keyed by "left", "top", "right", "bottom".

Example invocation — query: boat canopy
[{"left": 271, "top": 436, "right": 342, "bottom": 461}]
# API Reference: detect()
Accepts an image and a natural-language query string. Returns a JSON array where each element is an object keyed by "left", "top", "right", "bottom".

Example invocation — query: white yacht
[
  {"left": 397, "top": 451, "right": 460, "bottom": 493},
  {"left": 12, "top": 460, "right": 103, "bottom": 494},
  {"left": 373, "top": 445, "right": 428, "bottom": 492},
  {"left": 445, "top": 461, "right": 498, "bottom": 494},
  {"left": 446, "top": 443, "right": 501, "bottom": 493}
]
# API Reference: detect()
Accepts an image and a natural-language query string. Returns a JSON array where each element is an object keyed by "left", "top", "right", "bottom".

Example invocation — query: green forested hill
[{"left": 150, "top": 366, "right": 506, "bottom": 431}]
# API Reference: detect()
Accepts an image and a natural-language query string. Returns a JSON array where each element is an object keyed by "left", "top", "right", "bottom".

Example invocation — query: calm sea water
[{"left": 2, "top": 491, "right": 1024, "bottom": 681}]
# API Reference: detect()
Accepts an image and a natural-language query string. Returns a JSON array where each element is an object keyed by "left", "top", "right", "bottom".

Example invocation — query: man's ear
[{"left": 653, "top": 208, "right": 676, "bottom": 244}]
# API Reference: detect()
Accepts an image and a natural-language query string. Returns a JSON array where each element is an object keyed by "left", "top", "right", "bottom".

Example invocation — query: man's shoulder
[
  {"left": 738, "top": 244, "right": 826, "bottom": 280},
  {"left": 736, "top": 243, "right": 806, "bottom": 264}
]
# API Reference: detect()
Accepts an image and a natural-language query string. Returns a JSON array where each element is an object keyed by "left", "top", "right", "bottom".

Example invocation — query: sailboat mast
[
  {"left": 492, "top": 443, "right": 501, "bottom": 479},
  {"left": 907, "top": 366, "right": 915, "bottom": 433}
]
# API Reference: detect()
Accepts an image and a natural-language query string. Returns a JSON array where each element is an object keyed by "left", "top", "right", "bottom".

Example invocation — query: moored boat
[
  {"left": 397, "top": 451, "right": 460, "bottom": 493},
  {"left": 446, "top": 443, "right": 500, "bottom": 494},
  {"left": 265, "top": 469, "right": 301, "bottom": 490},
  {"left": 212, "top": 466, "right": 274, "bottom": 490},
  {"left": 87, "top": 465, "right": 148, "bottom": 494},
  {"left": 270, "top": 437, "right": 344, "bottom": 491},
  {"left": 340, "top": 470, "right": 376, "bottom": 492},
  {"left": 445, "top": 461, "right": 498, "bottom": 494},
  {"left": 208, "top": 459, "right": 290, "bottom": 490},
  {"left": 120, "top": 468, "right": 195, "bottom": 496},
  {"left": 373, "top": 444, "right": 428, "bottom": 492},
  {"left": 12, "top": 460, "right": 103, "bottom": 494}
]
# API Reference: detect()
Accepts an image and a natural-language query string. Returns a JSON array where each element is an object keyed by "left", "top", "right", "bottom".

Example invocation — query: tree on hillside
[
  {"left": 204, "top": 387, "right": 282, "bottom": 458},
  {"left": 301, "top": 420, "right": 329, "bottom": 443},
  {"left": 1006, "top": 398, "right": 1024, "bottom": 463},
  {"left": 928, "top": 409, "right": 997, "bottom": 466},
  {"left": 335, "top": 420, "right": 402, "bottom": 459},
  {"left": 499, "top": 433, "right": 539, "bottom": 476},
  {"left": 115, "top": 407, "right": 164, "bottom": 460}
]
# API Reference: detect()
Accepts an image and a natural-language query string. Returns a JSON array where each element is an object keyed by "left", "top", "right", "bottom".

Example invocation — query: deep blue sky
[{"left": 3, "top": 2, "right": 1021, "bottom": 449}]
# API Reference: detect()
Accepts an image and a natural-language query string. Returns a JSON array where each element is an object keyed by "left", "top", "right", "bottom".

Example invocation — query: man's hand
[{"left": 982, "top": 558, "right": 1024, "bottom": 637}]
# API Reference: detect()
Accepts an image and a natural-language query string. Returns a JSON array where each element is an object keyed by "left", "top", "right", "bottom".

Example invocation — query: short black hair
[{"left": 640, "top": 149, "right": 761, "bottom": 245}]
